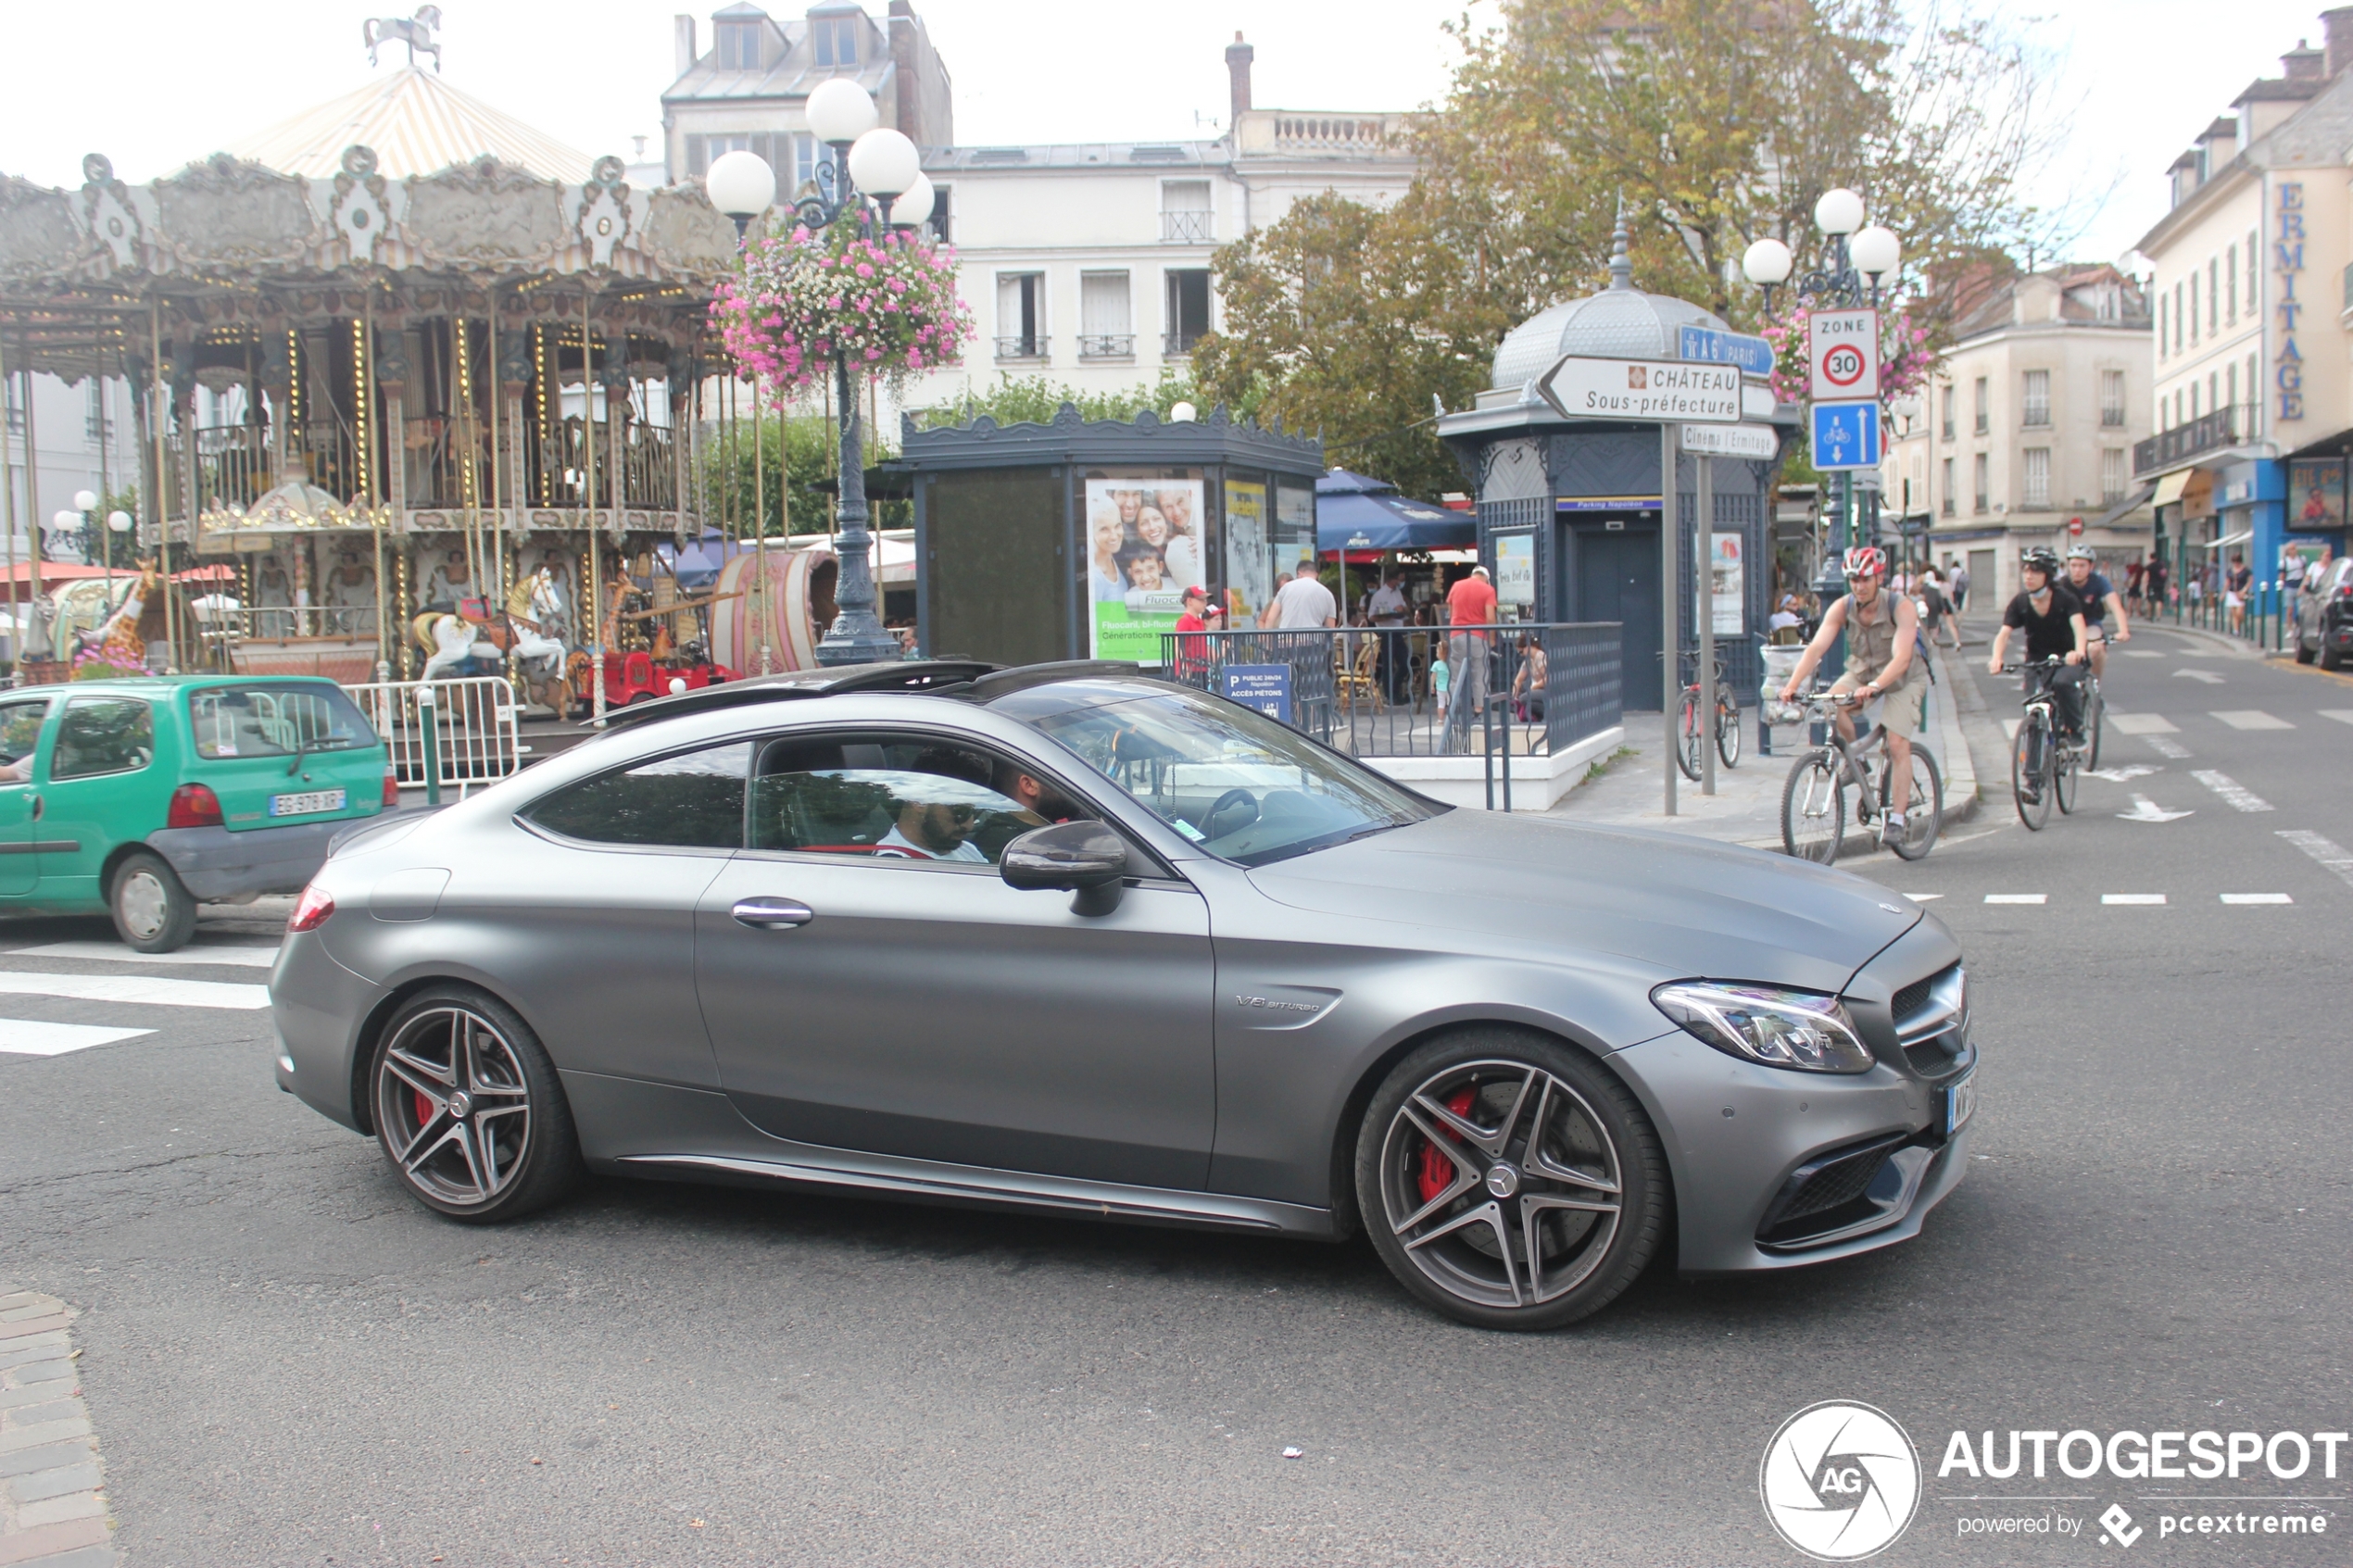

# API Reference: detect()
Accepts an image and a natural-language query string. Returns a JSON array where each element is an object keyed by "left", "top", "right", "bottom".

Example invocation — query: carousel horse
[
  {"left": 502, "top": 570, "right": 570, "bottom": 711},
  {"left": 363, "top": 5, "right": 442, "bottom": 70}
]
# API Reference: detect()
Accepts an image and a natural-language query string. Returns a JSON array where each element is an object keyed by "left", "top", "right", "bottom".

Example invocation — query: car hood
[{"left": 1244, "top": 809, "right": 1918, "bottom": 995}]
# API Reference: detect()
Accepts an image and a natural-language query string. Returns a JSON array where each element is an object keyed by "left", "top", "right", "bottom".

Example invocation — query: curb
[{"left": 0, "top": 1291, "right": 115, "bottom": 1568}]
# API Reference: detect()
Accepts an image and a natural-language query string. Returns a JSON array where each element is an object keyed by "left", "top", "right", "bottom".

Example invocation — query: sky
[{"left": 0, "top": 0, "right": 2343, "bottom": 269}]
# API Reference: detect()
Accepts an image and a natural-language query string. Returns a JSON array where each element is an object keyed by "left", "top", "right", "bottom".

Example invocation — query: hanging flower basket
[
  {"left": 1761, "top": 305, "right": 1934, "bottom": 408},
  {"left": 711, "top": 220, "right": 975, "bottom": 397}
]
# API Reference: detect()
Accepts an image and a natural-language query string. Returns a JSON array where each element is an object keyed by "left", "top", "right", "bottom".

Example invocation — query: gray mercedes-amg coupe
[{"left": 271, "top": 660, "right": 1976, "bottom": 1329}]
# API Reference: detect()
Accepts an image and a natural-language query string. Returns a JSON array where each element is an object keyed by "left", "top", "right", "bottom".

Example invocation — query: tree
[{"left": 698, "top": 412, "right": 842, "bottom": 537}]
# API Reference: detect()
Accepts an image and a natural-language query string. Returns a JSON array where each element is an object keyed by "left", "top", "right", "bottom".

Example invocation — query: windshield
[
  {"left": 995, "top": 682, "right": 1441, "bottom": 866},
  {"left": 188, "top": 684, "right": 377, "bottom": 760}
]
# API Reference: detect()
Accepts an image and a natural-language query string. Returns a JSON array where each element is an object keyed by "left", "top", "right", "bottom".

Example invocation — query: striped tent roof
[{"left": 222, "top": 67, "right": 594, "bottom": 182}]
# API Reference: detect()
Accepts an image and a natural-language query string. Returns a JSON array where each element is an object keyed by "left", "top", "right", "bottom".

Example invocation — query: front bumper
[{"left": 148, "top": 817, "right": 367, "bottom": 901}]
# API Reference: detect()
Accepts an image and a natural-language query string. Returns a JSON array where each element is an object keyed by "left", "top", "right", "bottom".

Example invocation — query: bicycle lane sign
[{"left": 1810, "top": 401, "right": 1881, "bottom": 470}]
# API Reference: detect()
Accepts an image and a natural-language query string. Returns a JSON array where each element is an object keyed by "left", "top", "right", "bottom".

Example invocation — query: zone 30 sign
[{"left": 1808, "top": 309, "right": 1880, "bottom": 402}]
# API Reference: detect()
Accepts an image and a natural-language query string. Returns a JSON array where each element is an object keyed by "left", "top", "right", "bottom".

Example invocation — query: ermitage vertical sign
[{"left": 2276, "top": 182, "right": 2306, "bottom": 423}]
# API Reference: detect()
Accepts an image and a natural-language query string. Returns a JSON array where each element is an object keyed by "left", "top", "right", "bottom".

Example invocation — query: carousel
[{"left": 0, "top": 25, "right": 839, "bottom": 711}]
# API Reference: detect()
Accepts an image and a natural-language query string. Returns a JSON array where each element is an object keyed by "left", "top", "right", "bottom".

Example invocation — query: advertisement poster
[
  {"left": 2288, "top": 458, "right": 2345, "bottom": 531},
  {"left": 1494, "top": 533, "right": 1536, "bottom": 608},
  {"left": 1088, "top": 475, "right": 1203, "bottom": 664},
  {"left": 1693, "top": 532, "right": 1743, "bottom": 635},
  {"left": 1225, "top": 481, "right": 1269, "bottom": 623}
]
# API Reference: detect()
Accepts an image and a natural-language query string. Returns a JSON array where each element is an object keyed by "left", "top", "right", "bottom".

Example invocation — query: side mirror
[{"left": 1000, "top": 820, "right": 1128, "bottom": 915}]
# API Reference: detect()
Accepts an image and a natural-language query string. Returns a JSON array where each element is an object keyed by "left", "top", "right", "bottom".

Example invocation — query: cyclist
[
  {"left": 1777, "top": 546, "right": 1929, "bottom": 843},
  {"left": 1987, "top": 547, "right": 2089, "bottom": 738},
  {"left": 2063, "top": 545, "right": 2131, "bottom": 679}
]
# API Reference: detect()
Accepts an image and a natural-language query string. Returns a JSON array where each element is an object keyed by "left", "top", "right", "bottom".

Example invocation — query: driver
[
  {"left": 875, "top": 747, "right": 994, "bottom": 861},
  {"left": 1776, "top": 546, "right": 1929, "bottom": 845}
]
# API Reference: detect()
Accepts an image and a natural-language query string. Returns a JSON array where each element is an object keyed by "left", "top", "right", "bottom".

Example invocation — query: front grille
[
  {"left": 1892, "top": 976, "right": 1933, "bottom": 1019},
  {"left": 1757, "top": 1133, "right": 1909, "bottom": 1245}
]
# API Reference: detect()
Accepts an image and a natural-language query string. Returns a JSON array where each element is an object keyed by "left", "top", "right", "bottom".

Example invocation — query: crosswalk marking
[
  {"left": 2221, "top": 894, "right": 2294, "bottom": 905},
  {"left": 0, "top": 972, "right": 270, "bottom": 1010},
  {"left": 1985, "top": 894, "right": 2046, "bottom": 904},
  {"left": 2102, "top": 894, "right": 2167, "bottom": 905},
  {"left": 2211, "top": 709, "right": 2295, "bottom": 731},
  {"left": 7, "top": 941, "right": 279, "bottom": 969},
  {"left": 2190, "top": 771, "right": 2274, "bottom": 812},
  {"left": 0, "top": 1020, "right": 156, "bottom": 1058},
  {"left": 1937, "top": 892, "right": 2293, "bottom": 908},
  {"left": 2322, "top": 710, "right": 2353, "bottom": 726},
  {"left": 2109, "top": 713, "right": 2180, "bottom": 734},
  {"left": 2145, "top": 735, "right": 2193, "bottom": 759},
  {"left": 2278, "top": 830, "right": 2353, "bottom": 891},
  {"left": 2120, "top": 650, "right": 2166, "bottom": 658}
]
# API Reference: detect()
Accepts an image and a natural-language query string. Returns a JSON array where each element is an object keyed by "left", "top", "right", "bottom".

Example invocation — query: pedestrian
[
  {"left": 1260, "top": 560, "right": 1338, "bottom": 630},
  {"left": 1367, "top": 571, "right": 1410, "bottom": 701},
  {"left": 2226, "top": 552, "right": 2252, "bottom": 636},
  {"left": 2145, "top": 556, "right": 2169, "bottom": 616},
  {"left": 1949, "top": 558, "right": 1971, "bottom": 616},
  {"left": 1172, "top": 585, "right": 1218, "bottom": 683},
  {"left": 1919, "top": 568, "right": 1961, "bottom": 653},
  {"left": 1443, "top": 566, "right": 1498, "bottom": 752},
  {"left": 2125, "top": 557, "right": 2145, "bottom": 614}
]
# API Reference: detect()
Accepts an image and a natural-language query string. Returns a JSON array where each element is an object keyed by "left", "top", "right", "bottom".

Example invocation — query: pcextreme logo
[{"left": 1760, "top": 1401, "right": 1922, "bottom": 1561}]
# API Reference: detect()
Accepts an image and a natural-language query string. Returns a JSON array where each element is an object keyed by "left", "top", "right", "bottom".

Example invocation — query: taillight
[
  {"left": 167, "top": 782, "right": 223, "bottom": 830},
  {"left": 287, "top": 884, "right": 335, "bottom": 934},
  {"left": 382, "top": 767, "right": 400, "bottom": 807}
]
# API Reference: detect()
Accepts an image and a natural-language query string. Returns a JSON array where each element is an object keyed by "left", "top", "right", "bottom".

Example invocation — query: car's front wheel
[
  {"left": 109, "top": 850, "right": 196, "bottom": 953},
  {"left": 370, "top": 985, "right": 582, "bottom": 1223},
  {"left": 1355, "top": 1029, "right": 1667, "bottom": 1330}
]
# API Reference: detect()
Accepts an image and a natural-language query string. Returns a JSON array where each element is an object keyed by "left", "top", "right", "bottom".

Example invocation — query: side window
[
  {"left": 523, "top": 741, "right": 751, "bottom": 848},
  {"left": 0, "top": 701, "right": 49, "bottom": 778},
  {"left": 749, "top": 734, "right": 1089, "bottom": 866},
  {"left": 50, "top": 699, "right": 153, "bottom": 782}
]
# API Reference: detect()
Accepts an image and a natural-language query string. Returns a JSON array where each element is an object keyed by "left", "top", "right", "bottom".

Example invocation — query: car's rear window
[{"left": 188, "top": 684, "right": 377, "bottom": 760}]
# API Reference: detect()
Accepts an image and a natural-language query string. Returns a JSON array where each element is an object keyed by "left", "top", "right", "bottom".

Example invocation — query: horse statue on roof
[{"left": 364, "top": 6, "right": 444, "bottom": 71}]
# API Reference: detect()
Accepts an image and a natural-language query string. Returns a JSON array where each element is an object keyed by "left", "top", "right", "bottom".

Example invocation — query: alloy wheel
[
  {"left": 1376, "top": 1060, "right": 1623, "bottom": 1311},
  {"left": 373, "top": 1005, "right": 535, "bottom": 1210}
]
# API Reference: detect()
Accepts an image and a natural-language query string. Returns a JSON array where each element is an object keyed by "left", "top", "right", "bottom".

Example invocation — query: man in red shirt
[
  {"left": 1172, "top": 585, "right": 1218, "bottom": 682},
  {"left": 1444, "top": 567, "right": 1498, "bottom": 750}
]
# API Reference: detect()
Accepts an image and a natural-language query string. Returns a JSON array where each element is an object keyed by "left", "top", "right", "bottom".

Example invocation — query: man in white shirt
[
  {"left": 1367, "top": 572, "right": 1409, "bottom": 697},
  {"left": 875, "top": 797, "right": 988, "bottom": 861},
  {"left": 1262, "top": 561, "right": 1339, "bottom": 630}
]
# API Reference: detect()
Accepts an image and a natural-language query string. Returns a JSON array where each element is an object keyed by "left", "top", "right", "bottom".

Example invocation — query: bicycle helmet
[
  {"left": 1841, "top": 545, "right": 1887, "bottom": 580},
  {"left": 2066, "top": 544, "right": 2096, "bottom": 561},
  {"left": 2020, "top": 547, "right": 2061, "bottom": 576}
]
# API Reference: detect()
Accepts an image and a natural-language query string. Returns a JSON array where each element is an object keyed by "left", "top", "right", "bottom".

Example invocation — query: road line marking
[
  {"left": 0, "top": 972, "right": 270, "bottom": 1010},
  {"left": 2173, "top": 669, "right": 2226, "bottom": 684},
  {"left": 0, "top": 1019, "right": 156, "bottom": 1057},
  {"left": 2118, "top": 795, "right": 2194, "bottom": 822},
  {"left": 2278, "top": 830, "right": 2353, "bottom": 891},
  {"left": 2108, "top": 713, "right": 2180, "bottom": 734},
  {"left": 2145, "top": 735, "right": 2193, "bottom": 759},
  {"left": 2000, "top": 717, "right": 2020, "bottom": 738},
  {"left": 2211, "top": 709, "right": 2295, "bottom": 730},
  {"left": 2322, "top": 709, "right": 2353, "bottom": 725},
  {"left": 2102, "top": 894, "right": 2167, "bottom": 905},
  {"left": 1985, "top": 894, "right": 2046, "bottom": 904},
  {"left": 6, "top": 941, "right": 279, "bottom": 969},
  {"left": 2120, "top": 650, "right": 2166, "bottom": 659},
  {"left": 2084, "top": 765, "right": 2159, "bottom": 782},
  {"left": 2190, "top": 771, "right": 2275, "bottom": 812},
  {"left": 2221, "top": 894, "right": 2293, "bottom": 905}
]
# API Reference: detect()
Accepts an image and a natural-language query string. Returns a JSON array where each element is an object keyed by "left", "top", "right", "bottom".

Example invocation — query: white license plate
[
  {"left": 269, "top": 789, "right": 346, "bottom": 818},
  {"left": 1944, "top": 1073, "right": 1977, "bottom": 1135}
]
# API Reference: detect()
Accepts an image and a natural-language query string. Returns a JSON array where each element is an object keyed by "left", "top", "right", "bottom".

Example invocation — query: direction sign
[
  {"left": 1679, "top": 324, "right": 1776, "bottom": 378},
  {"left": 1808, "top": 308, "right": 1880, "bottom": 401},
  {"left": 1809, "top": 400, "right": 1881, "bottom": 470},
  {"left": 1742, "top": 383, "right": 1777, "bottom": 420},
  {"left": 1537, "top": 357, "right": 1741, "bottom": 423},
  {"left": 1680, "top": 422, "right": 1780, "bottom": 459}
]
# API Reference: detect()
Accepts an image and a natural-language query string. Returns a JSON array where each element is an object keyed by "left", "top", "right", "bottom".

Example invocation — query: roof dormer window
[
  {"left": 716, "top": 19, "right": 765, "bottom": 70},
  {"left": 811, "top": 13, "right": 859, "bottom": 68}
]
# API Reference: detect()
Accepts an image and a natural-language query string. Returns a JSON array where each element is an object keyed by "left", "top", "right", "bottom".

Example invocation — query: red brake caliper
[
  {"left": 416, "top": 1090, "right": 435, "bottom": 1130},
  {"left": 1416, "top": 1086, "right": 1478, "bottom": 1202}
]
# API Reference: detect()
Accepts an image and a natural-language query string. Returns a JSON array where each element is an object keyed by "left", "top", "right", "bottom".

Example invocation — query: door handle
[
  {"left": 731, "top": 896, "right": 812, "bottom": 930},
  {"left": 28, "top": 795, "right": 39, "bottom": 820}
]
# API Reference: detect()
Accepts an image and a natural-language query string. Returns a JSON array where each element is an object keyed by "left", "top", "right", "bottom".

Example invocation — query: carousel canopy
[{"left": 224, "top": 67, "right": 595, "bottom": 183}]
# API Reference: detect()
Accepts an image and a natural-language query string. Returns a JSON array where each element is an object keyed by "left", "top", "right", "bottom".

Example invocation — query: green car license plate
[
  {"left": 1943, "top": 1072, "right": 1977, "bottom": 1136},
  {"left": 270, "top": 788, "right": 346, "bottom": 818}
]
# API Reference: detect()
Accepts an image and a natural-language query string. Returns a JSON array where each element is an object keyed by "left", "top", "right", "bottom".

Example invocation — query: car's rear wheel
[
  {"left": 1355, "top": 1030, "right": 1666, "bottom": 1330},
  {"left": 109, "top": 851, "right": 195, "bottom": 954},
  {"left": 370, "top": 985, "right": 581, "bottom": 1223}
]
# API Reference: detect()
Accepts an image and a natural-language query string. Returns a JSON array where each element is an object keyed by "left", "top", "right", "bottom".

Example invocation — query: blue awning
[{"left": 1314, "top": 469, "right": 1476, "bottom": 552}]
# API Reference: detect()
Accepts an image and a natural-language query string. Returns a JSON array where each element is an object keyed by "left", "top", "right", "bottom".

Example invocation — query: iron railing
[
  {"left": 993, "top": 334, "right": 1050, "bottom": 361},
  {"left": 1160, "top": 210, "right": 1214, "bottom": 244},
  {"left": 1162, "top": 330, "right": 1204, "bottom": 357},
  {"left": 344, "top": 674, "right": 523, "bottom": 787},
  {"left": 1159, "top": 622, "right": 1621, "bottom": 761},
  {"left": 1077, "top": 333, "right": 1136, "bottom": 359},
  {"left": 2133, "top": 405, "right": 2249, "bottom": 477}
]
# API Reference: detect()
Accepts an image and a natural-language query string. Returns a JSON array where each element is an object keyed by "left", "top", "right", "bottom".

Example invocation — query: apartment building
[{"left": 1884, "top": 265, "right": 2150, "bottom": 605}]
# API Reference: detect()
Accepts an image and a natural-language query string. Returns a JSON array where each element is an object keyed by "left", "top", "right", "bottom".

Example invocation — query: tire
[
  {"left": 1715, "top": 696, "right": 1742, "bottom": 769},
  {"left": 2295, "top": 628, "right": 2318, "bottom": 665},
  {"left": 1676, "top": 691, "right": 1703, "bottom": 782},
  {"left": 2012, "top": 718, "right": 2051, "bottom": 832},
  {"left": 108, "top": 850, "right": 196, "bottom": 954},
  {"left": 2082, "top": 682, "right": 2103, "bottom": 771},
  {"left": 1887, "top": 747, "right": 1944, "bottom": 861},
  {"left": 1780, "top": 748, "right": 1844, "bottom": 865},
  {"left": 2322, "top": 636, "right": 2344, "bottom": 672},
  {"left": 2054, "top": 745, "right": 2079, "bottom": 815},
  {"left": 1353, "top": 1028, "right": 1667, "bottom": 1331},
  {"left": 369, "top": 984, "right": 583, "bottom": 1223}
]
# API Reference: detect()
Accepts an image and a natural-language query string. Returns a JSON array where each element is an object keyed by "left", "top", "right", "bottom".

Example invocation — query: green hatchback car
[{"left": 0, "top": 676, "right": 396, "bottom": 951}]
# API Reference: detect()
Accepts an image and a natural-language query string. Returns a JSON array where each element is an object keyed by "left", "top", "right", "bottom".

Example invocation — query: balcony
[
  {"left": 1162, "top": 329, "right": 1205, "bottom": 358},
  {"left": 2133, "top": 404, "right": 2246, "bottom": 477},
  {"left": 1077, "top": 333, "right": 1135, "bottom": 360},
  {"left": 994, "top": 334, "right": 1050, "bottom": 362},
  {"left": 1160, "top": 210, "right": 1214, "bottom": 244}
]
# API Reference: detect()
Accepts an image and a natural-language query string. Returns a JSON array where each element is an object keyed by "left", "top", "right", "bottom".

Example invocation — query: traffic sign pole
[{"left": 1661, "top": 420, "right": 1678, "bottom": 818}]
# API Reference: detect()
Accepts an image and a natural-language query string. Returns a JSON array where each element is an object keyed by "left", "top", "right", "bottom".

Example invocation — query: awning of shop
[
  {"left": 2090, "top": 484, "right": 2157, "bottom": 531},
  {"left": 1315, "top": 469, "right": 1477, "bottom": 553},
  {"left": 2203, "top": 530, "right": 2254, "bottom": 549},
  {"left": 2150, "top": 470, "right": 2193, "bottom": 508}
]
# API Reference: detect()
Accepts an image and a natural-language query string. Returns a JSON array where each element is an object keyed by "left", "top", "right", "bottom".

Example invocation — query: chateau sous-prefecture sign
[{"left": 1536, "top": 358, "right": 1741, "bottom": 423}]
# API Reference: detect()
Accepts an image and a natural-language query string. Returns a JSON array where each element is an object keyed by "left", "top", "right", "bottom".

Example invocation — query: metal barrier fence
[
  {"left": 1158, "top": 622, "right": 1621, "bottom": 759},
  {"left": 344, "top": 675, "right": 523, "bottom": 789}
]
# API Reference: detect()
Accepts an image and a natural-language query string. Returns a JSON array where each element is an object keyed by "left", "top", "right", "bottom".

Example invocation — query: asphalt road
[{"left": 3, "top": 621, "right": 2349, "bottom": 1566}]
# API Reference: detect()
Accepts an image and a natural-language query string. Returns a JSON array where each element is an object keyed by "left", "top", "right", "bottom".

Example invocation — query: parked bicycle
[
  {"left": 2006, "top": 657, "right": 2089, "bottom": 831},
  {"left": 1778, "top": 688, "right": 1943, "bottom": 865},
  {"left": 1676, "top": 651, "right": 1740, "bottom": 782}
]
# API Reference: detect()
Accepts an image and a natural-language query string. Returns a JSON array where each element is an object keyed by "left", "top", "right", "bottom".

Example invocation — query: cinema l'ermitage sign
[{"left": 1537, "top": 358, "right": 1741, "bottom": 423}]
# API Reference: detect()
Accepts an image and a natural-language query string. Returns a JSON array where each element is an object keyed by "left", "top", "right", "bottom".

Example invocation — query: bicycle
[
  {"left": 1778, "top": 689, "right": 1943, "bottom": 866},
  {"left": 1676, "top": 652, "right": 1741, "bottom": 782},
  {"left": 2006, "top": 657, "right": 2087, "bottom": 831}
]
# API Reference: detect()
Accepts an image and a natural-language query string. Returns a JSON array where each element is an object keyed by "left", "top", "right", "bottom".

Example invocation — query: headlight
[{"left": 1650, "top": 982, "right": 1875, "bottom": 1073}]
